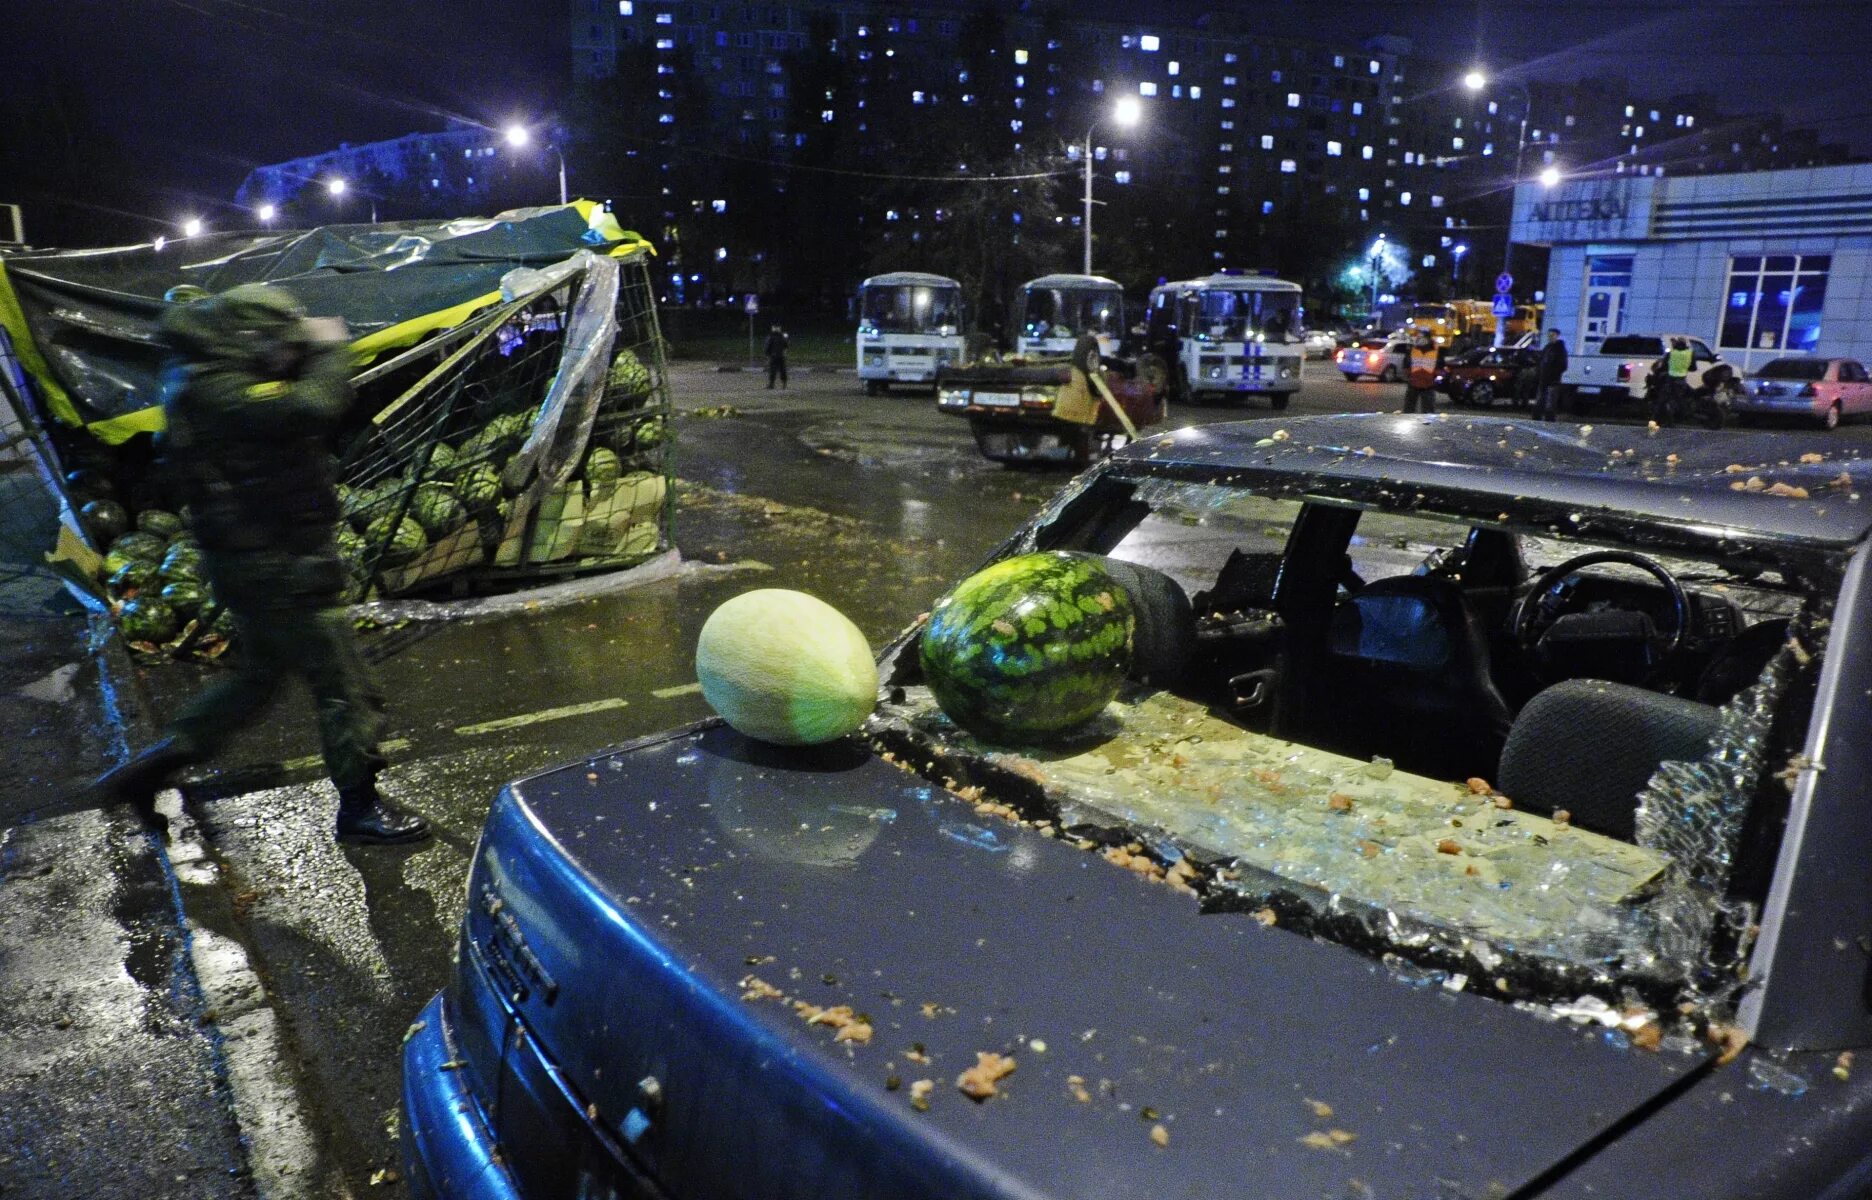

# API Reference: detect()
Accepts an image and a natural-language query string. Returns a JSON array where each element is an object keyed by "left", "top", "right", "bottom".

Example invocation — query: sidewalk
[{"left": 0, "top": 572, "right": 254, "bottom": 1199}]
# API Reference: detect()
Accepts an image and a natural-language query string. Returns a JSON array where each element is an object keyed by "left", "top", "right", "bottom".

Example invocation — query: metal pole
[
  {"left": 1496, "top": 82, "right": 1529, "bottom": 347},
  {"left": 1082, "top": 128, "right": 1094, "bottom": 275},
  {"left": 558, "top": 148, "right": 569, "bottom": 205}
]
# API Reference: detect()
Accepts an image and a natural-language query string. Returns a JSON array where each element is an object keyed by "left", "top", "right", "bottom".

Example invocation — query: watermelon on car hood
[{"left": 465, "top": 723, "right": 1710, "bottom": 1200}]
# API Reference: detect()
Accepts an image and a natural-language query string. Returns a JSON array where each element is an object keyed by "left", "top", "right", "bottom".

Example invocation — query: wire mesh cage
[{"left": 332, "top": 247, "right": 673, "bottom": 600}]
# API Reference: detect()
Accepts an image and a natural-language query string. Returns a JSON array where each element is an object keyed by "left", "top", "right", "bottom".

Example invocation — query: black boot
[
  {"left": 94, "top": 738, "right": 192, "bottom": 833},
  {"left": 335, "top": 781, "right": 431, "bottom": 846}
]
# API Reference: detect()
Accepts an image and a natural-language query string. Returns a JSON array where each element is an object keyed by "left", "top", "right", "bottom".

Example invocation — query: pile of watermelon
[{"left": 90, "top": 502, "right": 235, "bottom": 656}]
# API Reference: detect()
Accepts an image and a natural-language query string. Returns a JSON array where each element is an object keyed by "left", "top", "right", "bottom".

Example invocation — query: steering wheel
[{"left": 1511, "top": 549, "right": 1692, "bottom": 676}]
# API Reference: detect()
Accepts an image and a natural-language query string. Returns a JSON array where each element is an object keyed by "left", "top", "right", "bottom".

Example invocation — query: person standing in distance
[
  {"left": 96, "top": 285, "right": 430, "bottom": 846},
  {"left": 764, "top": 323, "right": 789, "bottom": 390},
  {"left": 1535, "top": 328, "right": 1569, "bottom": 422},
  {"left": 1402, "top": 329, "right": 1442, "bottom": 413}
]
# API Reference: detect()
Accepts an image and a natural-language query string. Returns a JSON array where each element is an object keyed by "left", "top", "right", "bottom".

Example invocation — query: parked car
[
  {"left": 1439, "top": 345, "right": 1541, "bottom": 407},
  {"left": 1334, "top": 337, "right": 1407, "bottom": 382},
  {"left": 1563, "top": 332, "right": 1735, "bottom": 409},
  {"left": 406, "top": 414, "right": 1872, "bottom": 1200},
  {"left": 1301, "top": 329, "right": 1338, "bottom": 360},
  {"left": 1732, "top": 357, "right": 1872, "bottom": 430}
]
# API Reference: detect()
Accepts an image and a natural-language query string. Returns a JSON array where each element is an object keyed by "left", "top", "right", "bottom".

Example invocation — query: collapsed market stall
[{"left": 0, "top": 203, "right": 673, "bottom": 656}]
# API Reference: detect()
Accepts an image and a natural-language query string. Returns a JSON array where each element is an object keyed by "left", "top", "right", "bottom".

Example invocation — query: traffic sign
[
  {"left": 1492, "top": 293, "right": 1515, "bottom": 317},
  {"left": 1495, "top": 272, "right": 1514, "bottom": 294},
  {"left": 744, "top": 294, "right": 759, "bottom": 314}
]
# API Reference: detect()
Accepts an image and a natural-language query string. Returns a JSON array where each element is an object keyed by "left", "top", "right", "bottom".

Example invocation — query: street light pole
[
  {"left": 1467, "top": 71, "right": 1531, "bottom": 346},
  {"left": 1368, "top": 235, "right": 1386, "bottom": 319},
  {"left": 1081, "top": 96, "right": 1142, "bottom": 277}
]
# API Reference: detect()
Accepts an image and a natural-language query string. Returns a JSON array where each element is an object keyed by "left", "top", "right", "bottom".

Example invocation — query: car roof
[
  {"left": 1022, "top": 273, "right": 1122, "bottom": 291},
  {"left": 861, "top": 271, "right": 961, "bottom": 288},
  {"left": 1112, "top": 414, "right": 1872, "bottom": 550}
]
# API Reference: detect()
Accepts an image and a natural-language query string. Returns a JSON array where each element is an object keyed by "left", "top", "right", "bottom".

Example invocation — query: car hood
[{"left": 468, "top": 723, "right": 1709, "bottom": 1200}]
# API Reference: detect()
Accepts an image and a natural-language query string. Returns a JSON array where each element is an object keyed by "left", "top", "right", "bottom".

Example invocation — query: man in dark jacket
[
  {"left": 764, "top": 324, "right": 789, "bottom": 389},
  {"left": 1535, "top": 329, "right": 1569, "bottom": 421},
  {"left": 96, "top": 285, "right": 430, "bottom": 845}
]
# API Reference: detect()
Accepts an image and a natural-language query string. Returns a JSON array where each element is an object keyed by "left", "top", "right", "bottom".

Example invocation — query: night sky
[{"left": 2, "top": 1, "right": 1866, "bottom": 244}]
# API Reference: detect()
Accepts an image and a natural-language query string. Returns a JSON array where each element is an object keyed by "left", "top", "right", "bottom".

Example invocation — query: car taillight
[
  {"left": 1367, "top": 351, "right": 1382, "bottom": 364},
  {"left": 1616, "top": 362, "right": 1632, "bottom": 382},
  {"left": 1334, "top": 349, "right": 1345, "bottom": 363}
]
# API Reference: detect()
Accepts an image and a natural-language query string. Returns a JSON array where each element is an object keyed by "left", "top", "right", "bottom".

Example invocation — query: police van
[{"left": 1146, "top": 271, "right": 1304, "bottom": 408}]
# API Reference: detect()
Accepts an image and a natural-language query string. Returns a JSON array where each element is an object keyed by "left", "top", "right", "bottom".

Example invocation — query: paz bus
[
  {"left": 856, "top": 272, "right": 966, "bottom": 394},
  {"left": 1146, "top": 271, "right": 1304, "bottom": 408},
  {"left": 1015, "top": 273, "right": 1126, "bottom": 358}
]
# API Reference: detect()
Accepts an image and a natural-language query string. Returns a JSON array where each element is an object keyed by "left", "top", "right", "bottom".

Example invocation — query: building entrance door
[{"left": 1579, "top": 255, "right": 1634, "bottom": 348}]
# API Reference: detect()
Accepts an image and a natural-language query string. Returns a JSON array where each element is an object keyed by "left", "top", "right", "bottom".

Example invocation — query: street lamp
[
  {"left": 1368, "top": 234, "right": 1387, "bottom": 319},
  {"left": 1465, "top": 68, "right": 1547, "bottom": 345},
  {"left": 256, "top": 203, "right": 277, "bottom": 223},
  {"left": 326, "top": 177, "right": 377, "bottom": 223},
  {"left": 181, "top": 217, "right": 204, "bottom": 238},
  {"left": 1082, "top": 95, "right": 1142, "bottom": 275},
  {"left": 505, "top": 122, "right": 569, "bottom": 206}
]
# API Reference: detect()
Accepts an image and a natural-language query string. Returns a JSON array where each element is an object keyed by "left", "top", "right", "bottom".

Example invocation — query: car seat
[
  {"left": 1497, "top": 678, "right": 1721, "bottom": 842},
  {"left": 1317, "top": 575, "right": 1514, "bottom": 779}
]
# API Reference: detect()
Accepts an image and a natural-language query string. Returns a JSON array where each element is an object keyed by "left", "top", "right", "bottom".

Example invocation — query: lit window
[
  {"left": 1326, "top": 140, "right": 1342, "bottom": 156},
  {"left": 1430, "top": 194, "right": 1444, "bottom": 207},
  {"left": 1168, "top": 60, "right": 1180, "bottom": 75},
  {"left": 1218, "top": 142, "right": 1232, "bottom": 152},
  {"left": 912, "top": 90, "right": 924, "bottom": 103},
  {"left": 1624, "top": 104, "right": 1634, "bottom": 116},
  {"left": 1635, "top": 125, "right": 1644, "bottom": 138},
  {"left": 1287, "top": 92, "right": 1300, "bottom": 107},
  {"left": 1530, "top": 128, "right": 1541, "bottom": 140},
  {"left": 1189, "top": 85, "right": 1201, "bottom": 98},
  {"left": 1224, "top": 51, "right": 1237, "bottom": 63},
  {"left": 1010, "top": 118, "right": 1022, "bottom": 132},
  {"left": 711, "top": 199, "right": 727, "bottom": 213},
  {"left": 1488, "top": 100, "right": 1498, "bottom": 114},
  {"left": 1361, "top": 144, "right": 1373, "bottom": 159},
  {"left": 658, "top": 113, "right": 673, "bottom": 122},
  {"left": 1357, "top": 186, "right": 1369, "bottom": 200},
  {"left": 1216, "top": 229, "right": 1227, "bottom": 238},
  {"left": 654, "top": 11, "right": 671, "bottom": 22},
  {"left": 1217, "top": 163, "right": 1232, "bottom": 174},
  {"left": 1452, "top": 136, "right": 1464, "bottom": 150},
  {"left": 618, "top": 0, "right": 632, "bottom": 12},
  {"left": 1216, "top": 185, "right": 1230, "bottom": 194},
  {"left": 1140, "top": 34, "right": 1160, "bottom": 51},
  {"left": 1352, "top": 101, "right": 1362, "bottom": 115},
  {"left": 1685, "top": 114, "right": 1694, "bottom": 128},
  {"left": 1369, "top": 59, "right": 1380, "bottom": 74},
  {"left": 821, "top": 109, "right": 834, "bottom": 122},
  {"left": 1280, "top": 158, "right": 1296, "bottom": 173},
  {"left": 1261, "top": 134, "right": 1274, "bottom": 149},
  {"left": 1221, "top": 97, "right": 1235, "bottom": 108},
  {"left": 1220, "top": 119, "right": 1234, "bottom": 129},
  {"left": 1140, "top": 82, "right": 1157, "bottom": 96},
  {"left": 1172, "top": 85, "right": 1182, "bottom": 98},
  {"left": 1650, "top": 109, "right": 1659, "bottom": 121},
  {"left": 655, "top": 36, "right": 674, "bottom": 48},
  {"left": 1483, "top": 142, "right": 1493, "bottom": 156},
  {"left": 1400, "top": 191, "right": 1412, "bottom": 204},
  {"left": 1014, "top": 48, "right": 1028, "bottom": 64},
  {"left": 1223, "top": 75, "right": 1237, "bottom": 85},
  {"left": 1092, "top": 79, "right": 1104, "bottom": 93},
  {"left": 1333, "top": 54, "right": 1344, "bottom": 68},
  {"left": 1115, "top": 170, "right": 1132, "bottom": 183},
  {"left": 1262, "top": 200, "right": 1275, "bottom": 214},
  {"left": 1453, "top": 117, "right": 1463, "bottom": 129},
  {"left": 857, "top": 24, "right": 867, "bottom": 36},
  {"left": 1565, "top": 114, "right": 1576, "bottom": 127}
]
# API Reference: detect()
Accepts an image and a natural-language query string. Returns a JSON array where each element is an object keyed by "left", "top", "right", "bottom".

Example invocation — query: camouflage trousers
[{"left": 166, "top": 549, "right": 386, "bottom": 790}]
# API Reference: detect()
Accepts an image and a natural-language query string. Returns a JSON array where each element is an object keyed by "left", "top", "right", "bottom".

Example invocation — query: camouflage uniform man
[{"left": 97, "top": 284, "right": 429, "bottom": 845}]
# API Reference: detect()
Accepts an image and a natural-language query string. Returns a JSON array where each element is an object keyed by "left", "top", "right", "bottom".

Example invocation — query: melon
[
  {"left": 410, "top": 483, "right": 466, "bottom": 538},
  {"left": 65, "top": 468, "right": 115, "bottom": 503},
  {"left": 159, "top": 580, "right": 207, "bottom": 617},
  {"left": 136, "top": 509, "right": 186, "bottom": 540},
  {"left": 607, "top": 347, "right": 653, "bottom": 401},
  {"left": 108, "top": 560, "right": 160, "bottom": 594},
  {"left": 918, "top": 551, "right": 1135, "bottom": 744},
  {"left": 583, "top": 446, "right": 622, "bottom": 495},
  {"left": 119, "top": 597, "right": 179, "bottom": 644},
  {"left": 695, "top": 589, "right": 877, "bottom": 746},
  {"left": 455, "top": 463, "right": 503, "bottom": 511},
  {"left": 80, "top": 499, "right": 130, "bottom": 547},
  {"left": 160, "top": 545, "right": 204, "bottom": 582},
  {"left": 365, "top": 515, "right": 428, "bottom": 566}
]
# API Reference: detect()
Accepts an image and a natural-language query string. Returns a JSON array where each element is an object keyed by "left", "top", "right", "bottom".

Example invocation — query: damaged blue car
[{"left": 404, "top": 413, "right": 1872, "bottom": 1200}]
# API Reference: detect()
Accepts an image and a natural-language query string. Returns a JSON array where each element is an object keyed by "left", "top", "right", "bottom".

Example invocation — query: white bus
[
  {"left": 856, "top": 272, "right": 966, "bottom": 394},
  {"left": 1015, "top": 273, "right": 1126, "bottom": 358},
  {"left": 1146, "top": 272, "right": 1305, "bottom": 408}
]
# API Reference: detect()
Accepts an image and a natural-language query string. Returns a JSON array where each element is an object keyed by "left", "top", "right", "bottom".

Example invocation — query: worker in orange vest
[{"left": 1403, "top": 329, "right": 1443, "bottom": 413}]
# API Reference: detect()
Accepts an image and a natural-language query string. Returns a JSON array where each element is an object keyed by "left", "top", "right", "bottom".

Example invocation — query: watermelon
[
  {"left": 342, "top": 481, "right": 400, "bottom": 530},
  {"left": 80, "top": 499, "right": 130, "bottom": 546},
  {"left": 583, "top": 447, "right": 622, "bottom": 495},
  {"left": 136, "top": 509, "right": 186, "bottom": 539},
  {"left": 918, "top": 552, "right": 1135, "bottom": 744},
  {"left": 695, "top": 589, "right": 878, "bottom": 746},
  {"left": 459, "top": 412, "right": 529, "bottom": 461},
  {"left": 607, "top": 347, "right": 653, "bottom": 401},
  {"left": 454, "top": 462, "right": 502, "bottom": 511},
  {"left": 159, "top": 581, "right": 208, "bottom": 617},
  {"left": 209, "top": 607, "right": 238, "bottom": 639},
  {"left": 633, "top": 417, "right": 668, "bottom": 451},
  {"left": 109, "top": 560, "right": 161, "bottom": 594},
  {"left": 119, "top": 598, "right": 179, "bottom": 644},
  {"left": 365, "top": 514, "right": 428, "bottom": 566},
  {"left": 110, "top": 532, "right": 168, "bottom": 563},
  {"left": 410, "top": 483, "right": 466, "bottom": 539},
  {"left": 159, "top": 546, "right": 203, "bottom": 583},
  {"left": 335, "top": 526, "right": 366, "bottom": 560},
  {"left": 409, "top": 442, "right": 458, "bottom": 479}
]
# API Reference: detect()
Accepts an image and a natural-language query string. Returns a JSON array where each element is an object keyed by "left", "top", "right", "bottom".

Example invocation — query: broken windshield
[{"left": 876, "top": 475, "right": 1830, "bottom": 1012}]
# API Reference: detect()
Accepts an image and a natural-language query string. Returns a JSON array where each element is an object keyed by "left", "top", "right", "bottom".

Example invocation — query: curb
[
  {"left": 705, "top": 363, "right": 853, "bottom": 374},
  {"left": 95, "top": 629, "right": 348, "bottom": 1200}
]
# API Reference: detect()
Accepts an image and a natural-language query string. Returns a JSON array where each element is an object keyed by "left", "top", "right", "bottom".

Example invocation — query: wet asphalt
[{"left": 14, "top": 360, "right": 1872, "bottom": 1196}]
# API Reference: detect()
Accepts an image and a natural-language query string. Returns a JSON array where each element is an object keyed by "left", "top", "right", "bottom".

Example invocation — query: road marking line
[
  {"left": 279, "top": 737, "right": 411, "bottom": 774},
  {"left": 453, "top": 698, "right": 629, "bottom": 736},
  {"left": 652, "top": 682, "right": 703, "bottom": 699}
]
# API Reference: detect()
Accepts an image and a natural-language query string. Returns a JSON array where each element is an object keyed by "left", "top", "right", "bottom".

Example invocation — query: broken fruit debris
[
  {"left": 795, "top": 1002, "right": 874, "bottom": 1045},
  {"left": 909, "top": 1079, "right": 935, "bottom": 1111},
  {"left": 1299, "top": 1129, "right": 1359, "bottom": 1151},
  {"left": 956, "top": 1051, "right": 1017, "bottom": 1101},
  {"left": 1067, "top": 1074, "right": 1092, "bottom": 1103},
  {"left": 1708, "top": 1021, "right": 1750, "bottom": 1066},
  {"left": 1150, "top": 1123, "right": 1171, "bottom": 1147},
  {"left": 739, "top": 976, "right": 784, "bottom": 1002},
  {"left": 1306, "top": 1098, "right": 1334, "bottom": 1119}
]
